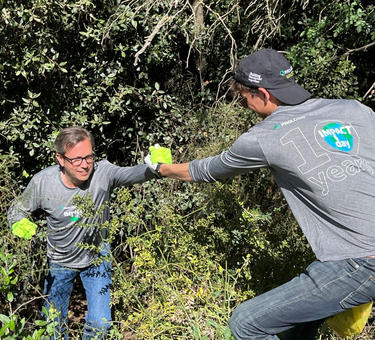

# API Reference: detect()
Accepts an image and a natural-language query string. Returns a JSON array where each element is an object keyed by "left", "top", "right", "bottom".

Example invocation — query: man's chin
[
  {"left": 74, "top": 172, "right": 91, "bottom": 183},
  {"left": 78, "top": 174, "right": 90, "bottom": 181}
]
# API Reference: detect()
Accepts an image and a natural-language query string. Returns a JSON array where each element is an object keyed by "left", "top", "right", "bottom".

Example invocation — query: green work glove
[
  {"left": 149, "top": 144, "right": 172, "bottom": 164},
  {"left": 11, "top": 218, "right": 37, "bottom": 240}
]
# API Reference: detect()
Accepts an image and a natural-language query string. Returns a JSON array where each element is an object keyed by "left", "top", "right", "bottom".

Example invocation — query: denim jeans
[
  {"left": 43, "top": 251, "right": 112, "bottom": 339},
  {"left": 229, "top": 257, "right": 375, "bottom": 340}
]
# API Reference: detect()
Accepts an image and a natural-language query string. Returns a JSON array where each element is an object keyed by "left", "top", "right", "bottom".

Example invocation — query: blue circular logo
[{"left": 318, "top": 122, "right": 353, "bottom": 152}]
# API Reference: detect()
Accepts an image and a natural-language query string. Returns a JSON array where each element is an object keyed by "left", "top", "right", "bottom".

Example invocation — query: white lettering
[
  {"left": 341, "top": 160, "right": 360, "bottom": 176},
  {"left": 318, "top": 125, "right": 352, "bottom": 138},
  {"left": 248, "top": 72, "right": 262, "bottom": 83},
  {"left": 280, "top": 116, "right": 306, "bottom": 127},
  {"left": 336, "top": 140, "right": 350, "bottom": 148},
  {"left": 308, "top": 159, "right": 374, "bottom": 195},
  {"left": 308, "top": 171, "right": 329, "bottom": 196},
  {"left": 353, "top": 158, "right": 374, "bottom": 175},
  {"left": 326, "top": 165, "right": 347, "bottom": 182},
  {"left": 63, "top": 209, "right": 82, "bottom": 218}
]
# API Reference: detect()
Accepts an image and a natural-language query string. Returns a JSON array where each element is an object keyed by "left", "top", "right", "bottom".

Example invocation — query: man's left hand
[
  {"left": 145, "top": 144, "right": 172, "bottom": 176},
  {"left": 11, "top": 218, "right": 37, "bottom": 240}
]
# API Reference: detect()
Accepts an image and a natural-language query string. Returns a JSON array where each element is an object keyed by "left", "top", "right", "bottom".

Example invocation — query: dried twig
[
  {"left": 134, "top": 14, "right": 171, "bottom": 65},
  {"left": 363, "top": 81, "right": 375, "bottom": 101},
  {"left": 133, "top": 0, "right": 189, "bottom": 65}
]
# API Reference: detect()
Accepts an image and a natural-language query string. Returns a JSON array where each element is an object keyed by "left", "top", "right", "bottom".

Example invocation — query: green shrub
[{"left": 1, "top": 0, "right": 375, "bottom": 338}]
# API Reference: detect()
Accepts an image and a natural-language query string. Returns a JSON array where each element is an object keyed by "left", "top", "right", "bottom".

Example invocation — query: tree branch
[
  {"left": 133, "top": 1, "right": 189, "bottom": 65},
  {"left": 134, "top": 14, "right": 171, "bottom": 66},
  {"left": 344, "top": 41, "right": 375, "bottom": 56}
]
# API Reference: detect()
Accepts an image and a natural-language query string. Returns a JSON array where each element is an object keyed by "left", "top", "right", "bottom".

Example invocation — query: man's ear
[
  {"left": 56, "top": 153, "right": 64, "bottom": 167},
  {"left": 257, "top": 87, "right": 271, "bottom": 101},
  {"left": 258, "top": 87, "right": 282, "bottom": 106}
]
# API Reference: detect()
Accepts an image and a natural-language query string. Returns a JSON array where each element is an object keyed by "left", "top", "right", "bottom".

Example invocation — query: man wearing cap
[{"left": 146, "top": 49, "right": 375, "bottom": 339}]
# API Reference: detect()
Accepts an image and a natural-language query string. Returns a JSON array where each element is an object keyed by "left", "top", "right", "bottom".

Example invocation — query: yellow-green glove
[
  {"left": 145, "top": 144, "right": 172, "bottom": 178},
  {"left": 11, "top": 218, "right": 37, "bottom": 240},
  {"left": 149, "top": 144, "right": 172, "bottom": 164}
]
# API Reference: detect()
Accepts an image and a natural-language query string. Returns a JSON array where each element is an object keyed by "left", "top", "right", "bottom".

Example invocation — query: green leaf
[
  {"left": 8, "top": 319, "right": 15, "bottom": 331},
  {"left": 0, "top": 314, "right": 10, "bottom": 324},
  {"left": 7, "top": 292, "right": 14, "bottom": 302},
  {"left": 34, "top": 320, "right": 48, "bottom": 326},
  {"left": 224, "top": 326, "right": 232, "bottom": 339}
]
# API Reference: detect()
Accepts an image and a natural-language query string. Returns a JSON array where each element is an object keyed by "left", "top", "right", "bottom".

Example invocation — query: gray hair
[{"left": 54, "top": 126, "right": 95, "bottom": 154}]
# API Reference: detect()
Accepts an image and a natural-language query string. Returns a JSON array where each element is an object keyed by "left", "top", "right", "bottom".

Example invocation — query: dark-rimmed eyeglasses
[{"left": 61, "top": 153, "right": 96, "bottom": 166}]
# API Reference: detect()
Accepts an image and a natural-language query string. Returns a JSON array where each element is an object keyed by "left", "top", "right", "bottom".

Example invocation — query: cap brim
[{"left": 268, "top": 83, "right": 311, "bottom": 105}]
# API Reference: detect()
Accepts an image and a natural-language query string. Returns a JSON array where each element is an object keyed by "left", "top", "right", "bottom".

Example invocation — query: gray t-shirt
[
  {"left": 8, "top": 160, "right": 156, "bottom": 268},
  {"left": 189, "top": 98, "right": 375, "bottom": 261}
]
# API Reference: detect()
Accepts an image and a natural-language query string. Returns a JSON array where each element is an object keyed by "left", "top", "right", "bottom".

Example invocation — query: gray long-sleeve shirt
[
  {"left": 8, "top": 160, "right": 156, "bottom": 268},
  {"left": 189, "top": 98, "right": 375, "bottom": 262}
]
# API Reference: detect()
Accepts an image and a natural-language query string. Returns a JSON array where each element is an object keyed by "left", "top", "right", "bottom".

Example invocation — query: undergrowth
[{"left": 1, "top": 105, "right": 375, "bottom": 339}]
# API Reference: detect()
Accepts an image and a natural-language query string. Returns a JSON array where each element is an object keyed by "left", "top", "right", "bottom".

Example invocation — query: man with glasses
[{"left": 8, "top": 126, "right": 161, "bottom": 339}]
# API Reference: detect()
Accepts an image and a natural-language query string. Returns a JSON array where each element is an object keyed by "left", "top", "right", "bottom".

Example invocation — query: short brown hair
[
  {"left": 230, "top": 79, "right": 258, "bottom": 95},
  {"left": 54, "top": 127, "right": 95, "bottom": 154}
]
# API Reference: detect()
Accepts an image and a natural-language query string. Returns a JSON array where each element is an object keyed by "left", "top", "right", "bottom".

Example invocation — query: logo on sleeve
[{"left": 317, "top": 122, "right": 355, "bottom": 152}]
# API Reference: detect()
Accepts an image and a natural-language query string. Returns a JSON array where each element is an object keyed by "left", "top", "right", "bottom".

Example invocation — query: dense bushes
[
  {"left": 1, "top": 0, "right": 374, "bottom": 179},
  {"left": 1, "top": 0, "right": 375, "bottom": 338},
  {"left": 0, "top": 104, "right": 320, "bottom": 339}
]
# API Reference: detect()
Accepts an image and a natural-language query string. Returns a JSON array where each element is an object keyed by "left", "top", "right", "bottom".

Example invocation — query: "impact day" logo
[{"left": 317, "top": 122, "right": 354, "bottom": 152}]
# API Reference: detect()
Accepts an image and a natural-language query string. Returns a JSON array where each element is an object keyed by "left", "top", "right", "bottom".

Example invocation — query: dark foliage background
[{"left": 1, "top": 0, "right": 374, "bottom": 338}]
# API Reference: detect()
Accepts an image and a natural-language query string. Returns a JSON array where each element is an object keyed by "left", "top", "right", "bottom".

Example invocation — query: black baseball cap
[{"left": 234, "top": 49, "right": 311, "bottom": 105}]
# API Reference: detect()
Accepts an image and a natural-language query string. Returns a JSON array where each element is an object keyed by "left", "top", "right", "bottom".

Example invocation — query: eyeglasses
[{"left": 61, "top": 153, "right": 96, "bottom": 166}]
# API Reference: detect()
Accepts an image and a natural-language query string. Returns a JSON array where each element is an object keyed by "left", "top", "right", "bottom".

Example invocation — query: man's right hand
[{"left": 11, "top": 218, "right": 37, "bottom": 240}]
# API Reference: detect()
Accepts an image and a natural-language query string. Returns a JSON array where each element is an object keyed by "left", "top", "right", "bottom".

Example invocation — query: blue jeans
[
  {"left": 229, "top": 257, "right": 375, "bottom": 339},
  {"left": 43, "top": 252, "right": 112, "bottom": 339}
]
